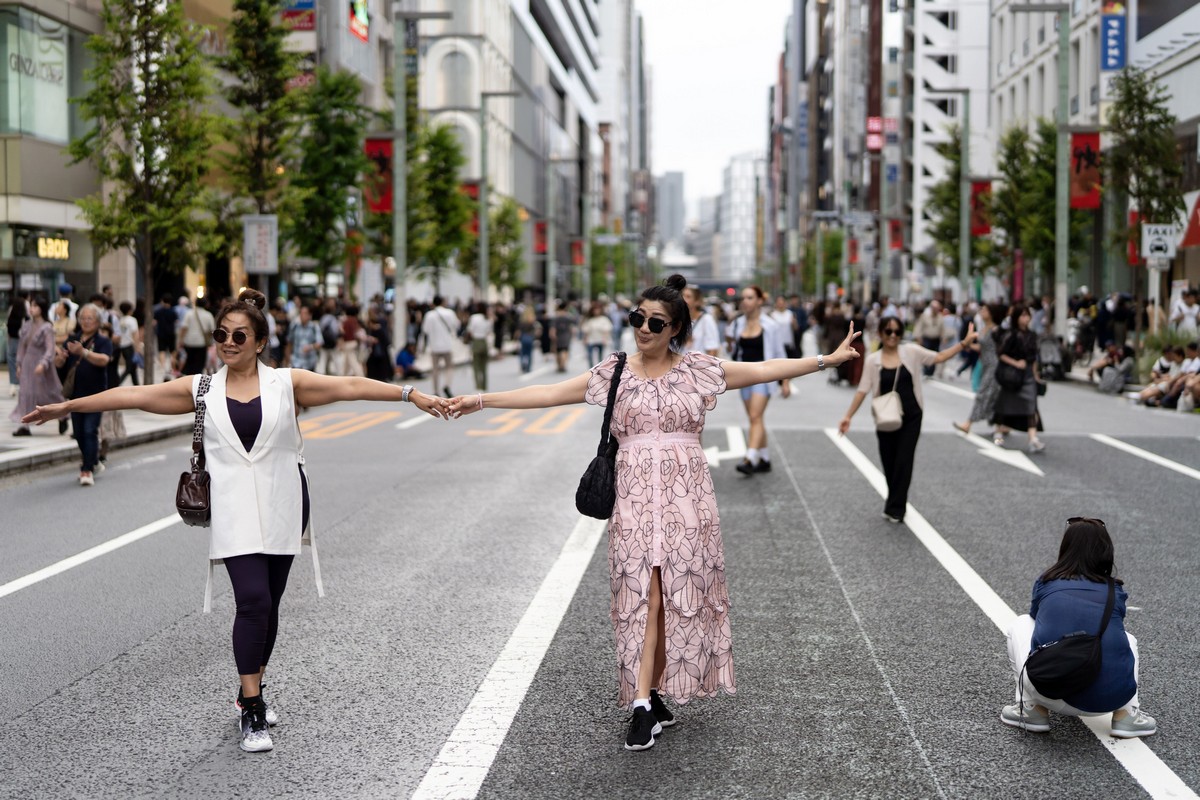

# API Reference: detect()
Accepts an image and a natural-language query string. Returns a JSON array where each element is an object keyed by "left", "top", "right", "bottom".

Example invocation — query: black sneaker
[
  {"left": 236, "top": 685, "right": 279, "bottom": 727},
  {"left": 238, "top": 698, "right": 273, "bottom": 753},
  {"left": 753, "top": 460, "right": 772, "bottom": 473},
  {"left": 649, "top": 690, "right": 676, "bottom": 728},
  {"left": 624, "top": 706, "right": 662, "bottom": 751},
  {"left": 735, "top": 460, "right": 755, "bottom": 476}
]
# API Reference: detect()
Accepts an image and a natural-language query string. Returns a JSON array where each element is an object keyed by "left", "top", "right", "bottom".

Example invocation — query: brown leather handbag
[{"left": 176, "top": 374, "right": 212, "bottom": 527}]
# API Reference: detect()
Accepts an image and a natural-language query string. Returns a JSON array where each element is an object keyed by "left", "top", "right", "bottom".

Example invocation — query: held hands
[
  {"left": 409, "top": 389, "right": 452, "bottom": 419},
  {"left": 830, "top": 322, "right": 863, "bottom": 366},
  {"left": 23, "top": 402, "right": 70, "bottom": 426},
  {"left": 446, "top": 394, "right": 483, "bottom": 419}
]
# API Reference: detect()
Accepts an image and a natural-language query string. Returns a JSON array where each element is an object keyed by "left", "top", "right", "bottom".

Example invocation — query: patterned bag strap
[
  {"left": 598, "top": 352, "right": 626, "bottom": 451},
  {"left": 191, "top": 374, "right": 212, "bottom": 470}
]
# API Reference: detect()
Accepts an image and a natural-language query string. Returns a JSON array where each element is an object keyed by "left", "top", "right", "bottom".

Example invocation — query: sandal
[{"left": 952, "top": 422, "right": 971, "bottom": 434}]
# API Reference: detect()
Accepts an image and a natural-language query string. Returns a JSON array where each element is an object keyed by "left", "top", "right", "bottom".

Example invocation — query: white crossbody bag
[{"left": 871, "top": 362, "right": 904, "bottom": 432}]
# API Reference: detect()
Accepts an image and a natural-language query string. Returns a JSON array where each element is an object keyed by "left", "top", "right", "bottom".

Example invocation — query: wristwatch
[
  {"left": 402, "top": 385, "right": 413, "bottom": 403},
  {"left": 817, "top": 353, "right": 826, "bottom": 371}
]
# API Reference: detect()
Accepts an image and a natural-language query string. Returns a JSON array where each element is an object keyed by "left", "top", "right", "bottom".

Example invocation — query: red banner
[
  {"left": 460, "top": 183, "right": 480, "bottom": 235},
  {"left": 1128, "top": 211, "right": 1140, "bottom": 265},
  {"left": 847, "top": 238, "right": 859, "bottom": 265},
  {"left": 970, "top": 181, "right": 992, "bottom": 236},
  {"left": 1070, "top": 132, "right": 1102, "bottom": 210},
  {"left": 571, "top": 240, "right": 584, "bottom": 266},
  {"left": 363, "top": 138, "right": 393, "bottom": 213},
  {"left": 889, "top": 219, "right": 902, "bottom": 250},
  {"left": 534, "top": 221, "right": 547, "bottom": 254}
]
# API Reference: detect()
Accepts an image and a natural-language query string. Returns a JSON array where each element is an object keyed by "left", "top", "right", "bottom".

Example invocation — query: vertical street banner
[
  {"left": 1070, "top": 132, "right": 1102, "bottom": 209},
  {"left": 364, "top": 138, "right": 393, "bottom": 213},
  {"left": 243, "top": 216, "right": 279, "bottom": 275},
  {"left": 889, "top": 218, "right": 903, "bottom": 250},
  {"left": 970, "top": 181, "right": 992, "bottom": 237},
  {"left": 1099, "top": 1, "right": 1126, "bottom": 101}
]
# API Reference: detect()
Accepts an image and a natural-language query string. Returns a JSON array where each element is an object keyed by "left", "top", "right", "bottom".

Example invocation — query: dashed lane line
[
  {"left": 1090, "top": 434, "right": 1200, "bottom": 482},
  {"left": 412, "top": 516, "right": 607, "bottom": 800},
  {"left": 518, "top": 364, "right": 557, "bottom": 383},
  {"left": 0, "top": 514, "right": 181, "bottom": 601},
  {"left": 396, "top": 414, "right": 434, "bottom": 431},
  {"left": 928, "top": 380, "right": 976, "bottom": 400},
  {"left": 824, "top": 428, "right": 1198, "bottom": 800}
]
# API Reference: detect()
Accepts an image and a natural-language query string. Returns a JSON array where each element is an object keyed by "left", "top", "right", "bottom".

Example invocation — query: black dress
[{"left": 992, "top": 329, "right": 1043, "bottom": 431}]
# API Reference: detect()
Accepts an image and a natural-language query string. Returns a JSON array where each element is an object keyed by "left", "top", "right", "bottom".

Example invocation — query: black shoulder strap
[
  {"left": 1097, "top": 577, "right": 1116, "bottom": 638},
  {"left": 598, "top": 353, "right": 626, "bottom": 451}
]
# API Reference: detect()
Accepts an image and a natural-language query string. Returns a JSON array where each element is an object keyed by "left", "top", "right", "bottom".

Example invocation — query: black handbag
[
  {"left": 996, "top": 362, "right": 1026, "bottom": 391},
  {"left": 575, "top": 352, "right": 626, "bottom": 520},
  {"left": 1022, "top": 578, "right": 1115, "bottom": 700},
  {"left": 175, "top": 374, "right": 212, "bottom": 527}
]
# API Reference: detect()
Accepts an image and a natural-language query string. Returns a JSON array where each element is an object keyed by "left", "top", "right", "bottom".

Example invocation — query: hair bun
[
  {"left": 238, "top": 288, "right": 267, "bottom": 311},
  {"left": 663, "top": 274, "right": 687, "bottom": 293}
]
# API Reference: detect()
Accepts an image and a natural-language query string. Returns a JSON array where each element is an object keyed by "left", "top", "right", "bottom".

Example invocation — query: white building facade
[{"left": 720, "top": 153, "right": 764, "bottom": 283}]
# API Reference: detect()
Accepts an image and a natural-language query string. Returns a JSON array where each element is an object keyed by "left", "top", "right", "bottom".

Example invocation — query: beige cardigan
[{"left": 858, "top": 344, "right": 938, "bottom": 410}]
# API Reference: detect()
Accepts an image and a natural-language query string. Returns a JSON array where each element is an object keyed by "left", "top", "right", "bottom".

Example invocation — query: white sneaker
[
  {"left": 1029, "top": 440, "right": 1046, "bottom": 454},
  {"left": 238, "top": 704, "right": 274, "bottom": 753},
  {"left": 79, "top": 473, "right": 94, "bottom": 486}
]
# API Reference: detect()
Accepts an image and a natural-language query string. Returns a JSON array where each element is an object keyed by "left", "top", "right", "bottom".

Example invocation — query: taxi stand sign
[
  {"left": 243, "top": 215, "right": 279, "bottom": 275},
  {"left": 1140, "top": 223, "right": 1178, "bottom": 260}
]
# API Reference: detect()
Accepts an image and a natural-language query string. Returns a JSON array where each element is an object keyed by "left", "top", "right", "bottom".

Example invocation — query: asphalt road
[{"left": 1, "top": 342, "right": 1198, "bottom": 800}]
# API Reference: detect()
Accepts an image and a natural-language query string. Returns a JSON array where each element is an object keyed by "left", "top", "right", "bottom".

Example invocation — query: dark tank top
[
  {"left": 738, "top": 333, "right": 764, "bottom": 363},
  {"left": 227, "top": 395, "right": 309, "bottom": 534}
]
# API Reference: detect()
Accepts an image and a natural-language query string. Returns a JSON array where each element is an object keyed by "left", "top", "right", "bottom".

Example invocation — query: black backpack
[
  {"left": 320, "top": 316, "right": 339, "bottom": 349},
  {"left": 1022, "top": 578, "right": 1115, "bottom": 701}
]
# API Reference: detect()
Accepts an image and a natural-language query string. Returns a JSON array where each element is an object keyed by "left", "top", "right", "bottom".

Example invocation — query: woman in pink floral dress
[{"left": 449, "top": 275, "right": 861, "bottom": 751}]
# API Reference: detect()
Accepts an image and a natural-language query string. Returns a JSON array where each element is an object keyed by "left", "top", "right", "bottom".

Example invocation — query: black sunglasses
[
  {"left": 213, "top": 329, "right": 250, "bottom": 346},
  {"left": 1067, "top": 516, "right": 1106, "bottom": 527},
  {"left": 628, "top": 311, "right": 669, "bottom": 334},
  {"left": 882, "top": 327, "right": 902, "bottom": 336}
]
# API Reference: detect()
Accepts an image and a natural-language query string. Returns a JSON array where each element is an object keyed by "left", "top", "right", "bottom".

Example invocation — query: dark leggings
[
  {"left": 876, "top": 412, "right": 923, "bottom": 519},
  {"left": 224, "top": 554, "right": 295, "bottom": 675}
]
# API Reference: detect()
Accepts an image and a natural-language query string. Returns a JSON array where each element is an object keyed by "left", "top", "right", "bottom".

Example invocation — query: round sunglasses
[
  {"left": 628, "top": 310, "right": 669, "bottom": 334},
  {"left": 213, "top": 328, "right": 251, "bottom": 346}
]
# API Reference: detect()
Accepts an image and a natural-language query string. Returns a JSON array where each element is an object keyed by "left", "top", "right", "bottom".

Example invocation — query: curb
[{"left": 0, "top": 421, "right": 192, "bottom": 478}]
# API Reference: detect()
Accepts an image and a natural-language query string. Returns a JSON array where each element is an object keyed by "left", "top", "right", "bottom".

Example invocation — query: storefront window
[{"left": 0, "top": 7, "right": 90, "bottom": 144}]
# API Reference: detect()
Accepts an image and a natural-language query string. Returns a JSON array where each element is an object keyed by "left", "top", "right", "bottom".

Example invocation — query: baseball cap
[{"left": 58, "top": 282, "right": 73, "bottom": 294}]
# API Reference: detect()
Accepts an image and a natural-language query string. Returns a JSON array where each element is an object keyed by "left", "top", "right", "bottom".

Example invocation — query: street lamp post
[
  {"left": 1011, "top": 3, "right": 1070, "bottom": 339},
  {"left": 929, "top": 87, "right": 971, "bottom": 303},
  {"left": 478, "top": 90, "right": 518, "bottom": 302},
  {"left": 390, "top": 6, "right": 451, "bottom": 354}
]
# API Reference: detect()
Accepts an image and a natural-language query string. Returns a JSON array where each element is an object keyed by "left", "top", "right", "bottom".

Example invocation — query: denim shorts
[{"left": 740, "top": 382, "right": 774, "bottom": 401}]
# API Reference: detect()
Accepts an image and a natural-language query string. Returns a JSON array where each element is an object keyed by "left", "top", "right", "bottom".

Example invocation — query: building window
[
  {"left": 0, "top": 7, "right": 90, "bottom": 144},
  {"left": 439, "top": 51, "right": 472, "bottom": 107}
]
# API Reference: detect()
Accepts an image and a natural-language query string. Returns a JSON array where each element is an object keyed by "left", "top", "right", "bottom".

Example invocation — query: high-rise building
[
  {"left": 720, "top": 153, "right": 765, "bottom": 282},
  {"left": 655, "top": 172, "right": 684, "bottom": 248}
]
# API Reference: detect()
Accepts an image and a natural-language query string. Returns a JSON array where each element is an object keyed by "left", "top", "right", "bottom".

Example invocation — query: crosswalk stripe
[{"left": 823, "top": 428, "right": 1197, "bottom": 800}]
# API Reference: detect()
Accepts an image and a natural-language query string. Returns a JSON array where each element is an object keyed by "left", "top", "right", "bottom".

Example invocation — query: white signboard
[
  {"left": 243, "top": 215, "right": 279, "bottom": 275},
  {"left": 1140, "top": 223, "right": 1178, "bottom": 259}
]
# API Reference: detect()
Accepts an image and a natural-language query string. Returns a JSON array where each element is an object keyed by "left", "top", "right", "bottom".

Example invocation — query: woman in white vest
[{"left": 23, "top": 289, "right": 448, "bottom": 754}]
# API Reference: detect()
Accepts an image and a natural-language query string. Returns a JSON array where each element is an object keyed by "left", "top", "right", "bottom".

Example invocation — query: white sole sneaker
[
  {"left": 235, "top": 699, "right": 279, "bottom": 727},
  {"left": 237, "top": 716, "right": 274, "bottom": 752}
]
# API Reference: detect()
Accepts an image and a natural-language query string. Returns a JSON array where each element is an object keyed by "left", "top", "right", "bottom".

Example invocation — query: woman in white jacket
[
  {"left": 24, "top": 289, "right": 448, "bottom": 754},
  {"left": 726, "top": 286, "right": 790, "bottom": 475}
]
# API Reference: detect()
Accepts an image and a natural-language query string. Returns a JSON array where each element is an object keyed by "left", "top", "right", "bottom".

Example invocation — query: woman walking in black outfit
[
  {"left": 992, "top": 304, "right": 1046, "bottom": 453},
  {"left": 838, "top": 316, "right": 977, "bottom": 523}
]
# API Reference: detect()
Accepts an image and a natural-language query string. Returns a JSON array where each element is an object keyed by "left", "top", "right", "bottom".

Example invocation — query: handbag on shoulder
[
  {"left": 575, "top": 353, "right": 627, "bottom": 520},
  {"left": 1022, "top": 578, "right": 1115, "bottom": 700},
  {"left": 870, "top": 362, "right": 904, "bottom": 432},
  {"left": 176, "top": 374, "right": 213, "bottom": 527}
]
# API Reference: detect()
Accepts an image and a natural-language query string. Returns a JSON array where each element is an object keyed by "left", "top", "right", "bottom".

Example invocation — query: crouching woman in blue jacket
[{"left": 1002, "top": 517, "right": 1156, "bottom": 738}]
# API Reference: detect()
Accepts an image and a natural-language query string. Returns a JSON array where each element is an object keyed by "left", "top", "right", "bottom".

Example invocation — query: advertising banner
[
  {"left": 243, "top": 216, "right": 279, "bottom": 275},
  {"left": 280, "top": 0, "right": 315, "bottom": 31},
  {"left": 970, "top": 181, "right": 992, "bottom": 237},
  {"left": 1070, "top": 132, "right": 1102, "bottom": 209},
  {"left": 363, "top": 138, "right": 393, "bottom": 213},
  {"left": 1100, "top": 10, "right": 1126, "bottom": 71}
]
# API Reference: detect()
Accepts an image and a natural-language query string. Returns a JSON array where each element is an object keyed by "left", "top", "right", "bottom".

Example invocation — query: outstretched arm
[
  {"left": 291, "top": 370, "right": 448, "bottom": 418},
  {"left": 447, "top": 372, "right": 591, "bottom": 418},
  {"left": 722, "top": 323, "right": 862, "bottom": 390},
  {"left": 931, "top": 323, "right": 978, "bottom": 365},
  {"left": 837, "top": 390, "right": 869, "bottom": 435},
  {"left": 23, "top": 377, "right": 197, "bottom": 425}
]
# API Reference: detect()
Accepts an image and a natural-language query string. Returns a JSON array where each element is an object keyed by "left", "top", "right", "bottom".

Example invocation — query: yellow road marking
[
  {"left": 525, "top": 407, "right": 586, "bottom": 435},
  {"left": 298, "top": 412, "right": 354, "bottom": 434},
  {"left": 468, "top": 409, "right": 528, "bottom": 436},
  {"left": 304, "top": 411, "right": 402, "bottom": 439}
]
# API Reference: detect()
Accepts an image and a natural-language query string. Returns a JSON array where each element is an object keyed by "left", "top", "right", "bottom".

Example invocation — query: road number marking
[
  {"left": 525, "top": 407, "right": 585, "bottom": 434},
  {"left": 302, "top": 411, "right": 402, "bottom": 439}
]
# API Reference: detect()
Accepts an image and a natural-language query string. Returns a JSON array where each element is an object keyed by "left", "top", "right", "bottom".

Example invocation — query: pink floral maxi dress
[{"left": 586, "top": 351, "right": 735, "bottom": 707}]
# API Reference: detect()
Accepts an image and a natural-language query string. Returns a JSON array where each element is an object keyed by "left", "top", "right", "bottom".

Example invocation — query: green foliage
[
  {"left": 802, "top": 228, "right": 843, "bottom": 297},
  {"left": 288, "top": 66, "right": 373, "bottom": 277},
  {"left": 990, "top": 126, "right": 1035, "bottom": 263},
  {"left": 924, "top": 125, "right": 994, "bottom": 274},
  {"left": 216, "top": 0, "right": 301, "bottom": 218},
  {"left": 459, "top": 195, "right": 527, "bottom": 292},
  {"left": 589, "top": 228, "right": 638, "bottom": 298},
  {"left": 1105, "top": 68, "right": 1186, "bottom": 242},
  {"left": 1021, "top": 119, "right": 1089, "bottom": 280},
  {"left": 408, "top": 124, "right": 474, "bottom": 290},
  {"left": 69, "top": 0, "right": 217, "bottom": 383}
]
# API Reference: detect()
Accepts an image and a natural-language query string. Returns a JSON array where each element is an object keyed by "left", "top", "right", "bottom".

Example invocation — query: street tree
[
  {"left": 589, "top": 228, "right": 637, "bottom": 299},
  {"left": 69, "top": 0, "right": 216, "bottom": 384},
  {"left": 1105, "top": 67, "right": 1186, "bottom": 346},
  {"left": 459, "top": 195, "right": 527, "bottom": 293},
  {"left": 925, "top": 125, "right": 994, "bottom": 283},
  {"left": 1022, "top": 118, "right": 1089, "bottom": 285},
  {"left": 289, "top": 66, "right": 373, "bottom": 283},
  {"left": 409, "top": 124, "right": 474, "bottom": 293},
  {"left": 990, "top": 126, "right": 1036, "bottom": 271},
  {"left": 217, "top": 0, "right": 301, "bottom": 218}
]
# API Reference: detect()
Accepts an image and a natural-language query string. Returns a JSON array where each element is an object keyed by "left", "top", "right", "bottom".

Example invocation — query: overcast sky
[{"left": 638, "top": 1, "right": 793, "bottom": 223}]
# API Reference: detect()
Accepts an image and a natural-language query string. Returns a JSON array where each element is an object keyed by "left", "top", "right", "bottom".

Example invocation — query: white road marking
[
  {"left": 704, "top": 425, "right": 747, "bottom": 466},
  {"left": 0, "top": 514, "right": 181, "bottom": 600},
  {"left": 395, "top": 415, "right": 433, "bottom": 431},
  {"left": 929, "top": 380, "right": 976, "bottom": 400},
  {"left": 108, "top": 454, "right": 168, "bottom": 472},
  {"left": 413, "top": 516, "right": 607, "bottom": 800},
  {"left": 1090, "top": 434, "right": 1200, "bottom": 482},
  {"left": 953, "top": 429, "right": 1045, "bottom": 476},
  {"left": 518, "top": 364, "right": 556, "bottom": 383},
  {"left": 824, "top": 428, "right": 1197, "bottom": 800}
]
